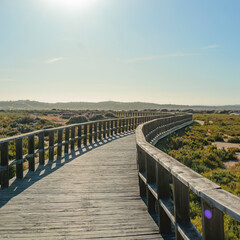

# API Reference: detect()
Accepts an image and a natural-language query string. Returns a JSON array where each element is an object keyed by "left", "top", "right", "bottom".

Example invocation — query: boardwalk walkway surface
[{"left": 0, "top": 131, "right": 162, "bottom": 239}]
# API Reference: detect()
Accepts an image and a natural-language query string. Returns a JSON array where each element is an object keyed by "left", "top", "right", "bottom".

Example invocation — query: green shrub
[
  {"left": 105, "top": 112, "right": 117, "bottom": 118},
  {"left": 212, "top": 132, "right": 224, "bottom": 142},
  {"left": 89, "top": 114, "right": 104, "bottom": 121},
  {"left": 67, "top": 115, "right": 88, "bottom": 124},
  {"left": 228, "top": 137, "right": 240, "bottom": 143},
  {"left": 15, "top": 117, "right": 35, "bottom": 124}
]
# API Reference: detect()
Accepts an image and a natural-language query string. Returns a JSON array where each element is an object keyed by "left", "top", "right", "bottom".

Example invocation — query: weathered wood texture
[
  {"left": 136, "top": 114, "right": 240, "bottom": 240},
  {"left": 0, "top": 134, "right": 162, "bottom": 240},
  {"left": 1, "top": 114, "right": 173, "bottom": 189}
]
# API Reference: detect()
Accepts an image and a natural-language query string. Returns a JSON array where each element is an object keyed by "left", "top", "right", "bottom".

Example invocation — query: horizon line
[{"left": 0, "top": 99, "right": 239, "bottom": 107}]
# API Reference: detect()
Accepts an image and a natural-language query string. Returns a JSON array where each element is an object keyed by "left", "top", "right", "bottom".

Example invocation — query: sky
[{"left": 0, "top": 0, "right": 240, "bottom": 105}]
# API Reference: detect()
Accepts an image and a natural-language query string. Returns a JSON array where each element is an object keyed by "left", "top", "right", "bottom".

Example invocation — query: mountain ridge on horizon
[{"left": 0, "top": 100, "right": 239, "bottom": 111}]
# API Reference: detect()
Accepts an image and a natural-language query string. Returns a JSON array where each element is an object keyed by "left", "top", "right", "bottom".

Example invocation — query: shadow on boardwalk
[{"left": 0, "top": 131, "right": 135, "bottom": 209}]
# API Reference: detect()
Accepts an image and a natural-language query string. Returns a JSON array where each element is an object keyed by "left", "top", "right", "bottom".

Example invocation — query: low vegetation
[
  {"left": 156, "top": 113, "right": 240, "bottom": 239},
  {"left": 0, "top": 110, "right": 120, "bottom": 139}
]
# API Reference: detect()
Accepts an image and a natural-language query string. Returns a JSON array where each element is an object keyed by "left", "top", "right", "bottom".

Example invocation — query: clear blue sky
[{"left": 0, "top": 0, "right": 239, "bottom": 105}]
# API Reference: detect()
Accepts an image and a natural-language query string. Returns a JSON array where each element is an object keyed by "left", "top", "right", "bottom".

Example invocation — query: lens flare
[{"left": 204, "top": 209, "right": 212, "bottom": 219}]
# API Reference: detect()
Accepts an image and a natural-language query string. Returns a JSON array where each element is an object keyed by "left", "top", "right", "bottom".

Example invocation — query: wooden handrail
[
  {"left": 136, "top": 114, "right": 240, "bottom": 240},
  {"left": 0, "top": 113, "right": 172, "bottom": 189}
]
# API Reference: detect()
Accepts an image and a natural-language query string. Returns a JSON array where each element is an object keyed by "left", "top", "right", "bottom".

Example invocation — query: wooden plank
[
  {"left": 1, "top": 142, "right": 9, "bottom": 188},
  {"left": 28, "top": 135, "right": 35, "bottom": 171},
  {"left": 57, "top": 129, "right": 63, "bottom": 159},
  {"left": 157, "top": 164, "right": 172, "bottom": 234},
  {"left": 173, "top": 176, "right": 190, "bottom": 240},
  {"left": 70, "top": 127, "right": 75, "bottom": 151},
  {"left": 83, "top": 125, "right": 87, "bottom": 145},
  {"left": 16, "top": 138, "right": 23, "bottom": 179},
  {"left": 38, "top": 132, "right": 45, "bottom": 165},
  {"left": 98, "top": 121, "right": 102, "bottom": 140},
  {"left": 77, "top": 126, "right": 82, "bottom": 148},
  {"left": 0, "top": 134, "right": 162, "bottom": 239},
  {"left": 64, "top": 128, "right": 70, "bottom": 154},
  {"left": 89, "top": 123, "right": 93, "bottom": 144},
  {"left": 201, "top": 199, "right": 224, "bottom": 240},
  {"left": 49, "top": 131, "right": 54, "bottom": 161}
]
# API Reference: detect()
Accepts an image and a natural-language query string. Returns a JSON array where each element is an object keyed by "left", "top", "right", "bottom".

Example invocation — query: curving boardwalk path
[{"left": 0, "top": 132, "right": 162, "bottom": 239}]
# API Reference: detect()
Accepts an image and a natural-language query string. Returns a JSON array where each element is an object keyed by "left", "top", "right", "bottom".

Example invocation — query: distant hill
[{"left": 0, "top": 100, "right": 239, "bottom": 111}]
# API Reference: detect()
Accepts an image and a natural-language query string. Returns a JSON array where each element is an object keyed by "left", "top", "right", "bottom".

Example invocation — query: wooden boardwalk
[{"left": 0, "top": 132, "right": 162, "bottom": 239}]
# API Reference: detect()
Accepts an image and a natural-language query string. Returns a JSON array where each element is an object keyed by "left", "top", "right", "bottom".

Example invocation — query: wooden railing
[
  {"left": 136, "top": 114, "right": 240, "bottom": 240},
  {"left": 0, "top": 113, "right": 172, "bottom": 189},
  {"left": 114, "top": 111, "right": 162, "bottom": 117}
]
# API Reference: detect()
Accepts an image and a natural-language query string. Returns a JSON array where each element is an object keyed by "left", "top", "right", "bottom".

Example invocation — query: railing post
[
  {"left": 107, "top": 121, "right": 110, "bottom": 137},
  {"left": 126, "top": 118, "right": 130, "bottom": 132},
  {"left": 114, "top": 120, "right": 118, "bottom": 134},
  {"left": 122, "top": 119, "right": 125, "bottom": 132},
  {"left": 94, "top": 122, "right": 97, "bottom": 142},
  {"left": 146, "top": 154, "right": 156, "bottom": 184},
  {"left": 64, "top": 128, "right": 70, "bottom": 154},
  {"left": 89, "top": 123, "right": 93, "bottom": 144},
  {"left": 57, "top": 129, "right": 63, "bottom": 159},
  {"left": 137, "top": 147, "right": 147, "bottom": 200},
  {"left": 157, "top": 164, "right": 172, "bottom": 234},
  {"left": 137, "top": 147, "right": 146, "bottom": 174},
  {"left": 201, "top": 199, "right": 224, "bottom": 240},
  {"left": 0, "top": 142, "right": 9, "bottom": 188},
  {"left": 111, "top": 120, "right": 114, "bottom": 135},
  {"left": 119, "top": 119, "right": 122, "bottom": 133},
  {"left": 16, "top": 138, "right": 23, "bottom": 179},
  {"left": 28, "top": 135, "right": 35, "bottom": 171},
  {"left": 146, "top": 154, "right": 157, "bottom": 215},
  {"left": 103, "top": 121, "right": 106, "bottom": 138},
  {"left": 39, "top": 132, "right": 45, "bottom": 165},
  {"left": 70, "top": 127, "right": 75, "bottom": 151},
  {"left": 77, "top": 126, "right": 82, "bottom": 148},
  {"left": 49, "top": 131, "right": 54, "bottom": 161},
  {"left": 135, "top": 118, "right": 137, "bottom": 129},
  {"left": 84, "top": 125, "right": 87, "bottom": 145},
  {"left": 173, "top": 176, "right": 190, "bottom": 240},
  {"left": 99, "top": 121, "right": 102, "bottom": 140}
]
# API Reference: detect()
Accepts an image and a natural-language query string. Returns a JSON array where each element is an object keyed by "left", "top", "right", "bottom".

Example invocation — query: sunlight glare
[{"left": 47, "top": 0, "right": 97, "bottom": 12}]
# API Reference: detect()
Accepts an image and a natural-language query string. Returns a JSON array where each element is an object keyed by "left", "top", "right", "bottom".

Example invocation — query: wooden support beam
[
  {"left": 157, "top": 164, "right": 172, "bottom": 234},
  {"left": 83, "top": 125, "right": 87, "bottom": 145},
  {"left": 77, "top": 126, "right": 82, "bottom": 148},
  {"left": 64, "top": 128, "right": 69, "bottom": 154},
  {"left": 28, "top": 135, "right": 35, "bottom": 171},
  {"left": 49, "top": 131, "right": 54, "bottom": 161},
  {"left": 173, "top": 176, "right": 190, "bottom": 240},
  {"left": 94, "top": 122, "right": 97, "bottom": 142},
  {"left": 89, "top": 124, "right": 93, "bottom": 144},
  {"left": 16, "top": 138, "right": 23, "bottom": 179},
  {"left": 57, "top": 129, "right": 63, "bottom": 159},
  {"left": 38, "top": 132, "right": 45, "bottom": 165},
  {"left": 1, "top": 142, "right": 9, "bottom": 188},
  {"left": 70, "top": 127, "right": 75, "bottom": 151},
  {"left": 202, "top": 199, "right": 224, "bottom": 240}
]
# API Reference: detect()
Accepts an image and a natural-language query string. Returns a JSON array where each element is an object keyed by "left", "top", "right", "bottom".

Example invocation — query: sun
[{"left": 47, "top": 0, "right": 97, "bottom": 11}]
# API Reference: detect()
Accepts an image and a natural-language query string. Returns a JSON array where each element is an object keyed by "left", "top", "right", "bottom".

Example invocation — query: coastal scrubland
[{"left": 156, "top": 113, "right": 240, "bottom": 239}]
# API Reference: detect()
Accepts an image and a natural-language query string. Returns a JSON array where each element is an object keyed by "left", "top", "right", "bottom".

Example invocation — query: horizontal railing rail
[
  {"left": 136, "top": 114, "right": 240, "bottom": 240},
  {"left": 114, "top": 111, "right": 164, "bottom": 117},
  {"left": 0, "top": 113, "right": 172, "bottom": 189}
]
